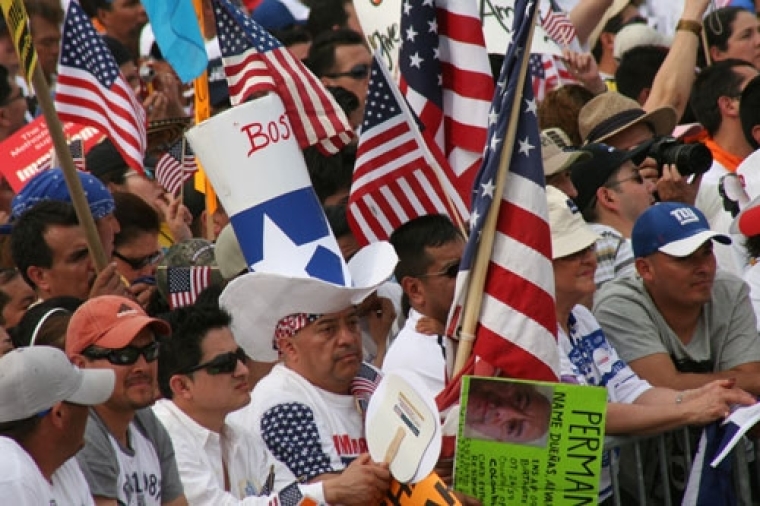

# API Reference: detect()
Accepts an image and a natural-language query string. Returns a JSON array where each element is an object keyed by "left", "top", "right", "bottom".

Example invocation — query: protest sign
[
  {"left": 354, "top": 0, "right": 561, "bottom": 72},
  {"left": 454, "top": 376, "right": 607, "bottom": 506},
  {"left": 0, "top": 116, "right": 103, "bottom": 192}
]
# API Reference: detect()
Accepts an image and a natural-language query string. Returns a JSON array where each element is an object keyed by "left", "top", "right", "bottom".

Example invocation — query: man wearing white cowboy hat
[
  {"left": 0, "top": 346, "right": 115, "bottom": 503},
  {"left": 224, "top": 242, "right": 397, "bottom": 504}
]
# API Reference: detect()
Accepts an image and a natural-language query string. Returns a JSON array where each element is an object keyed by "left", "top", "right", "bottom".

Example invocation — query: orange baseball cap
[{"left": 66, "top": 296, "right": 171, "bottom": 356}]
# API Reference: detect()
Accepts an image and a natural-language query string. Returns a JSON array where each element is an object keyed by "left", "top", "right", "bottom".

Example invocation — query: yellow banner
[
  {"left": 192, "top": 0, "right": 216, "bottom": 216},
  {"left": 0, "top": 0, "right": 37, "bottom": 84}
]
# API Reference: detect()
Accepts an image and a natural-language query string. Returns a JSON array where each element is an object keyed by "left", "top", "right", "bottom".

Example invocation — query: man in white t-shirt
[
  {"left": 67, "top": 295, "right": 188, "bottom": 506},
  {"left": 224, "top": 242, "right": 399, "bottom": 504},
  {"left": 154, "top": 304, "right": 387, "bottom": 505},
  {"left": 383, "top": 214, "right": 464, "bottom": 397},
  {"left": 0, "top": 346, "right": 115, "bottom": 504}
]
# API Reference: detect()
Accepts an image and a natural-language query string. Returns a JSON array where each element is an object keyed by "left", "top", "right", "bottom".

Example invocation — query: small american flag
[
  {"left": 212, "top": 0, "right": 353, "bottom": 155},
  {"left": 447, "top": 0, "right": 559, "bottom": 382},
  {"left": 55, "top": 1, "right": 146, "bottom": 174},
  {"left": 350, "top": 362, "right": 382, "bottom": 416},
  {"left": 529, "top": 53, "right": 576, "bottom": 102},
  {"left": 398, "top": 0, "right": 493, "bottom": 211},
  {"left": 348, "top": 55, "right": 465, "bottom": 245},
  {"left": 45, "top": 139, "right": 86, "bottom": 172},
  {"left": 167, "top": 266, "right": 212, "bottom": 309},
  {"left": 155, "top": 139, "right": 197, "bottom": 195},
  {"left": 541, "top": 0, "right": 577, "bottom": 46}
]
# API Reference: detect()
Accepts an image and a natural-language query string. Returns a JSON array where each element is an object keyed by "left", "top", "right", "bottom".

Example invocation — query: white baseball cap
[{"left": 0, "top": 347, "right": 115, "bottom": 423}]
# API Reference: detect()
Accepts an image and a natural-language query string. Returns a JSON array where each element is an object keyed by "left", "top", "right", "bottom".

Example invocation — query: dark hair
[
  {"left": 705, "top": 7, "right": 747, "bottom": 53},
  {"left": 24, "top": 0, "right": 64, "bottom": 25},
  {"left": 113, "top": 192, "right": 161, "bottom": 249},
  {"left": 303, "top": 146, "right": 353, "bottom": 204},
  {"left": 324, "top": 203, "right": 351, "bottom": 239},
  {"left": 0, "top": 415, "right": 42, "bottom": 443},
  {"left": 0, "top": 64, "right": 11, "bottom": 105},
  {"left": 306, "top": 28, "right": 366, "bottom": 78},
  {"left": 538, "top": 85, "right": 595, "bottom": 145},
  {"left": 304, "top": 0, "right": 351, "bottom": 39},
  {"left": 85, "top": 138, "right": 129, "bottom": 186},
  {"left": 615, "top": 45, "right": 669, "bottom": 103},
  {"left": 745, "top": 234, "right": 760, "bottom": 259},
  {"left": 157, "top": 305, "right": 232, "bottom": 399},
  {"left": 690, "top": 59, "right": 756, "bottom": 136},
  {"left": 270, "top": 24, "right": 312, "bottom": 50},
  {"left": 11, "top": 201, "right": 80, "bottom": 288},
  {"left": 102, "top": 35, "right": 133, "bottom": 67},
  {"left": 10, "top": 296, "right": 83, "bottom": 349},
  {"left": 389, "top": 214, "right": 463, "bottom": 282},
  {"left": 740, "top": 74, "right": 760, "bottom": 149}
]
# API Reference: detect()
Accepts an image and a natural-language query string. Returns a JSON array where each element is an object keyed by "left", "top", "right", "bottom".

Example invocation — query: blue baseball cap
[{"left": 632, "top": 203, "right": 730, "bottom": 258}]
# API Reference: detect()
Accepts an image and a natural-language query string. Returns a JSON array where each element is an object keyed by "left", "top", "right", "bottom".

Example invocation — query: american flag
[
  {"left": 541, "top": 0, "right": 577, "bottom": 46},
  {"left": 529, "top": 53, "right": 576, "bottom": 102},
  {"left": 212, "top": 0, "right": 354, "bottom": 155},
  {"left": 447, "top": 0, "right": 559, "bottom": 382},
  {"left": 155, "top": 139, "right": 197, "bottom": 195},
  {"left": 55, "top": 1, "right": 146, "bottom": 174},
  {"left": 167, "top": 266, "right": 212, "bottom": 309},
  {"left": 398, "top": 0, "right": 493, "bottom": 210},
  {"left": 347, "top": 55, "right": 466, "bottom": 245},
  {"left": 45, "top": 139, "right": 86, "bottom": 172}
]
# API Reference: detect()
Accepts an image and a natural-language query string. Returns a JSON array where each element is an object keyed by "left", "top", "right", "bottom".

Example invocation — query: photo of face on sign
[{"left": 464, "top": 378, "right": 553, "bottom": 447}]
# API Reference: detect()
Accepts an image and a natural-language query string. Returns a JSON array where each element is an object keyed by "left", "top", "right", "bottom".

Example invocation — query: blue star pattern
[
  {"left": 59, "top": 7, "right": 119, "bottom": 86},
  {"left": 399, "top": 0, "right": 442, "bottom": 110},
  {"left": 260, "top": 402, "right": 334, "bottom": 481}
]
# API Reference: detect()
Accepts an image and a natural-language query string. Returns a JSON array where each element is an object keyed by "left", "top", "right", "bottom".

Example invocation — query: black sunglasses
[
  {"left": 83, "top": 341, "right": 160, "bottom": 366},
  {"left": 113, "top": 250, "right": 163, "bottom": 270},
  {"left": 181, "top": 347, "right": 247, "bottom": 375},
  {"left": 418, "top": 262, "right": 460, "bottom": 279},
  {"left": 323, "top": 63, "right": 370, "bottom": 80}
]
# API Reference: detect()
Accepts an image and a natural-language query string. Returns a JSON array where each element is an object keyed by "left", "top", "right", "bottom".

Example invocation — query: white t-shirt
[
  {"left": 110, "top": 423, "right": 163, "bottom": 506},
  {"left": 230, "top": 364, "right": 366, "bottom": 485},
  {"left": 0, "top": 437, "right": 94, "bottom": 505},
  {"left": 382, "top": 309, "right": 446, "bottom": 398},
  {"left": 695, "top": 159, "right": 739, "bottom": 274}
]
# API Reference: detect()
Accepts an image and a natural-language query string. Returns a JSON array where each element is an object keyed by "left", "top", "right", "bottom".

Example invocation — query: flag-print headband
[{"left": 274, "top": 313, "right": 322, "bottom": 339}]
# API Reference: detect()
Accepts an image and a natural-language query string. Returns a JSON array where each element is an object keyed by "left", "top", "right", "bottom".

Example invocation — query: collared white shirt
[{"left": 153, "top": 400, "right": 324, "bottom": 505}]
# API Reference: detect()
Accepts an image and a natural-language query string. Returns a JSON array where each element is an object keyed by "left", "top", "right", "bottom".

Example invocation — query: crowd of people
[{"left": 1, "top": 0, "right": 760, "bottom": 504}]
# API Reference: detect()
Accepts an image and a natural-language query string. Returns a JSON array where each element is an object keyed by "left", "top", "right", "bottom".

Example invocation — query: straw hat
[{"left": 578, "top": 92, "right": 677, "bottom": 144}]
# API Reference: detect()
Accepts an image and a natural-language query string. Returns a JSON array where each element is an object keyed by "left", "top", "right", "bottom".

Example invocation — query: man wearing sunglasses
[
  {"left": 66, "top": 295, "right": 188, "bottom": 506},
  {"left": 383, "top": 214, "right": 465, "bottom": 398},
  {"left": 308, "top": 28, "right": 371, "bottom": 128},
  {"left": 569, "top": 142, "right": 655, "bottom": 294},
  {"left": 154, "top": 305, "right": 389, "bottom": 504}
]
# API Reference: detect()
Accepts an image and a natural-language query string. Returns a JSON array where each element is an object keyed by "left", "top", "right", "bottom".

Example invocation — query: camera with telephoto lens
[{"left": 648, "top": 136, "right": 712, "bottom": 177}]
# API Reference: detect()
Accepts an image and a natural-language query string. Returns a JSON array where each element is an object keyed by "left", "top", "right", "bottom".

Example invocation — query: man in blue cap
[{"left": 594, "top": 202, "right": 760, "bottom": 395}]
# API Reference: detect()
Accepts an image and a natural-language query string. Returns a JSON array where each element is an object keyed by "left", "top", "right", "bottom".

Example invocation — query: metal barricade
[{"left": 603, "top": 431, "right": 756, "bottom": 505}]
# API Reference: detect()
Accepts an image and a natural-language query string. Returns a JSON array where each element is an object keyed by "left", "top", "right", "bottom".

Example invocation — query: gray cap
[{"left": 0, "top": 347, "right": 114, "bottom": 423}]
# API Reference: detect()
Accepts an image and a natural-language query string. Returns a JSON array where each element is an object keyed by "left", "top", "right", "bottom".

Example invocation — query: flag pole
[
  {"left": 1, "top": 0, "right": 108, "bottom": 272},
  {"left": 451, "top": 7, "right": 540, "bottom": 377}
]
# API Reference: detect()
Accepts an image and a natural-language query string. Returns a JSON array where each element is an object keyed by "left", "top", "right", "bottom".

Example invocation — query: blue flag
[{"left": 142, "top": 0, "right": 207, "bottom": 83}]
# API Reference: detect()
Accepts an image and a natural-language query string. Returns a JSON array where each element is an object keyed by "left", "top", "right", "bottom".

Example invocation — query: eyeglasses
[
  {"left": 124, "top": 168, "right": 156, "bottom": 181},
  {"left": 113, "top": 250, "right": 163, "bottom": 270},
  {"left": 82, "top": 341, "right": 160, "bottom": 365},
  {"left": 605, "top": 170, "right": 645, "bottom": 188},
  {"left": 181, "top": 347, "right": 247, "bottom": 375},
  {"left": 417, "top": 262, "right": 460, "bottom": 279},
  {"left": 323, "top": 63, "right": 370, "bottom": 80}
]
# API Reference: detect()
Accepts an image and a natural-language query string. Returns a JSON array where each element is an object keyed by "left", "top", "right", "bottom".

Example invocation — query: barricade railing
[{"left": 604, "top": 430, "right": 756, "bottom": 505}]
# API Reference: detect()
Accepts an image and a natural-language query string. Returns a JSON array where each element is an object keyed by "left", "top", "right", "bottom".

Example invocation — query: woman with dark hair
[
  {"left": 9, "top": 296, "right": 83, "bottom": 350},
  {"left": 704, "top": 6, "right": 760, "bottom": 69}
]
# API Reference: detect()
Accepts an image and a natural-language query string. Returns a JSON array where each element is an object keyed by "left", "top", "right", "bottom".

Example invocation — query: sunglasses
[
  {"left": 181, "top": 347, "right": 247, "bottom": 375},
  {"left": 83, "top": 341, "right": 160, "bottom": 366},
  {"left": 418, "top": 262, "right": 460, "bottom": 279},
  {"left": 323, "top": 63, "right": 370, "bottom": 80},
  {"left": 113, "top": 250, "right": 163, "bottom": 270}
]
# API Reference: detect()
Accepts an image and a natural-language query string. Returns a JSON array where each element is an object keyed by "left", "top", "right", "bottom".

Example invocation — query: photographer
[{"left": 690, "top": 59, "right": 758, "bottom": 274}]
